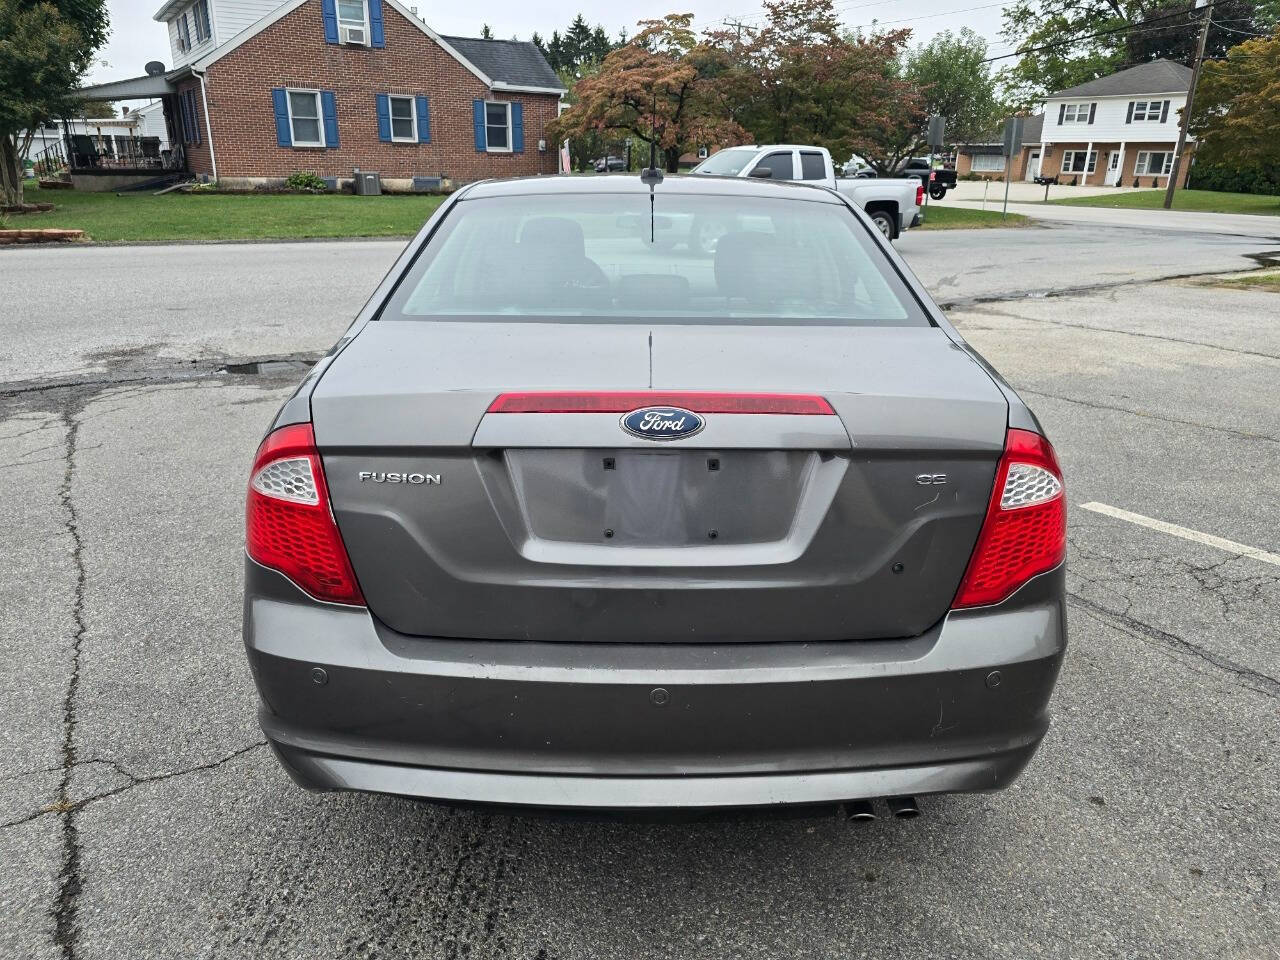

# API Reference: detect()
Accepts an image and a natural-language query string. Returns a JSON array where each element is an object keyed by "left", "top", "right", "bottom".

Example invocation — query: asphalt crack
[
  {"left": 51, "top": 408, "right": 84, "bottom": 960},
  {"left": 1019, "top": 388, "right": 1280, "bottom": 445},
  {"left": 1066, "top": 592, "right": 1279, "bottom": 701}
]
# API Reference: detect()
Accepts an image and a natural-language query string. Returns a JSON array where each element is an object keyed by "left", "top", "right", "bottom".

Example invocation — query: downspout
[{"left": 194, "top": 66, "right": 218, "bottom": 182}]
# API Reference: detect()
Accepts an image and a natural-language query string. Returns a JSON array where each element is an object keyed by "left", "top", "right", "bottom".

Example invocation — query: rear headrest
[
  {"left": 714, "top": 231, "right": 784, "bottom": 302},
  {"left": 518, "top": 217, "right": 586, "bottom": 260}
]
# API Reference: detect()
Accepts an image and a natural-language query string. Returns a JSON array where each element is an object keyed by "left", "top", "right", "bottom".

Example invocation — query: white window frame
[
  {"left": 970, "top": 153, "right": 1005, "bottom": 173},
  {"left": 1062, "top": 102, "right": 1092, "bottom": 123},
  {"left": 192, "top": 0, "right": 211, "bottom": 43},
  {"left": 1131, "top": 100, "right": 1163, "bottom": 122},
  {"left": 286, "top": 88, "right": 325, "bottom": 148},
  {"left": 1135, "top": 151, "right": 1174, "bottom": 176},
  {"left": 1060, "top": 150, "right": 1097, "bottom": 174},
  {"left": 387, "top": 94, "right": 417, "bottom": 143},
  {"left": 484, "top": 100, "right": 512, "bottom": 153},
  {"left": 336, "top": 0, "right": 369, "bottom": 31}
]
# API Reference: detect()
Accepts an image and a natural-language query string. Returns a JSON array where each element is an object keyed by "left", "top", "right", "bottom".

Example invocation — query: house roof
[
  {"left": 1050, "top": 59, "right": 1192, "bottom": 99},
  {"left": 957, "top": 113, "right": 1043, "bottom": 149},
  {"left": 440, "top": 36, "right": 562, "bottom": 90}
]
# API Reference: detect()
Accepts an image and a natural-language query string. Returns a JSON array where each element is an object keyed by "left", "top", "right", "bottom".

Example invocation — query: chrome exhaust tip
[
  {"left": 844, "top": 799, "right": 876, "bottom": 821},
  {"left": 886, "top": 795, "right": 921, "bottom": 819}
]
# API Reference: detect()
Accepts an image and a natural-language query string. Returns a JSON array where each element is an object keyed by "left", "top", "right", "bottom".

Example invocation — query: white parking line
[{"left": 1079, "top": 502, "right": 1280, "bottom": 567}]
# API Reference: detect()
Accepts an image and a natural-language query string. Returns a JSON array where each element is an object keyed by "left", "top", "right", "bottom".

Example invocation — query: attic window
[{"left": 337, "top": 0, "right": 368, "bottom": 31}]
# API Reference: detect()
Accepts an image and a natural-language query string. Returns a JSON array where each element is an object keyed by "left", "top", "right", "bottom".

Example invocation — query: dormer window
[{"left": 337, "top": 0, "right": 368, "bottom": 43}]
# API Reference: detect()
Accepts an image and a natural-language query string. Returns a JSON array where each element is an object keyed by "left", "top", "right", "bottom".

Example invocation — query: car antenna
[{"left": 640, "top": 92, "right": 663, "bottom": 243}]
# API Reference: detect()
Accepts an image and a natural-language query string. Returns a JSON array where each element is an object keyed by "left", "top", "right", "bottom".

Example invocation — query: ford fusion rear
[{"left": 243, "top": 176, "right": 1066, "bottom": 811}]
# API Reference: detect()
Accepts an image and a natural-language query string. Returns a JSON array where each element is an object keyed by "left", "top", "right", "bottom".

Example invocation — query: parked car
[
  {"left": 244, "top": 174, "right": 1067, "bottom": 813},
  {"left": 899, "top": 157, "right": 958, "bottom": 200},
  {"left": 594, "top": 156, "right": 627, "bottom": 173},
  {"left": 691, "top": 144, "right": 921, "bottom": 241}
]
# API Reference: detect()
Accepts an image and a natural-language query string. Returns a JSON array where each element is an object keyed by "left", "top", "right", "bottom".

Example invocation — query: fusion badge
[{"left": 620, "top": 407, "right": 706, "bottom": 441}]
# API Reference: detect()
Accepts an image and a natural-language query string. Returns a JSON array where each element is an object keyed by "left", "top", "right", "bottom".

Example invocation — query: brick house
[
  {"left": 956, "top": 60, "right": 1196, "bottom": 188},
  {"left": 76, "top": 0, "right": 564, "bottom": 190}
]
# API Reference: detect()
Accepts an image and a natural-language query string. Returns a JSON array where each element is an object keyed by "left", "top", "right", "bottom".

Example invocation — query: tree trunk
[
  {"left": 0, "top": 134, "right": 24, "bottom": 208},
  {"left": 664, "top": 146, "right": 680, "bottom": 174}
]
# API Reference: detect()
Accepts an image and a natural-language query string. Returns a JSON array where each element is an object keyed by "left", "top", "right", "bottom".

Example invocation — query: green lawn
[
  {"left": 916, "top": 205, "right": 1031, "bottom": 229},
  {"left": 1046, "top": 188, "right": 1280, "bottom": 216},
  {"left": 1216, "top": 271, "right": 1280, "bottom": 291},
  {"left": 8, "top": 182, "right": 1026, "bottom": 243},
  {"left": 11, "top": 184, "right": 446, "bottom": 243}
]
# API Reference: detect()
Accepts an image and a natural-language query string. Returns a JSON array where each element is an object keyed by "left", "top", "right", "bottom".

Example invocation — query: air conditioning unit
[{"left": 340, "top": 24, "right": 367, "bottom": 45}]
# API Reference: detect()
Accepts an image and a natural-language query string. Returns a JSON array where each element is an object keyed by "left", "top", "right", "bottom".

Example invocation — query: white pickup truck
[{"left": 691, "top": 144, "right": 922, "bottom": 241}]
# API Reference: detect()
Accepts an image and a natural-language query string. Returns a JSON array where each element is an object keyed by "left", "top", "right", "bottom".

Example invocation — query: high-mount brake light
[
  {"left": 487, "top": 392, "right": 835, "bottom": 415},
  {"left": 245, "top": 423, "right": 365, "bottom": 606},
  {"left": 952, "top": 429, "right": 1066, "bottom": 609}
]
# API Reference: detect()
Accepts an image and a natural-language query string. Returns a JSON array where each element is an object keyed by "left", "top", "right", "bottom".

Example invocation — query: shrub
[
  {"left": 284, "top": 171, "right": 328, "bottom": 193},
  {"left": 1189, "top": 162, "right": 1280, "bottom": 196}
]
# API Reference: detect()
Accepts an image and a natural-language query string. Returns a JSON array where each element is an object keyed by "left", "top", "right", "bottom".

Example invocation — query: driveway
[{"left": 2, "top": 225, "right": 1277, "bottom": 959}]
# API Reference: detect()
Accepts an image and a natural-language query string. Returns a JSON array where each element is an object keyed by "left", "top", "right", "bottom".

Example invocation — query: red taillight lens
[
  {"left": 916, "top": 184, "right": 925, "bottom": 206},
  {"left": 952, "top": 429, "right": 1066, "bottom": 609},
  {"left": 245, "top": 423, "right": 365, "bottom": 606},
  {"left": 488, "top": 392, "right": 834, "bottom": 415}
]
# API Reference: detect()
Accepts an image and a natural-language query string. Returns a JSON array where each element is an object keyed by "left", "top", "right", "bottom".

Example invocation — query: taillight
[
  {"left": 952, "top": 429, "right": 1065, "bottom": 609},
  {"left": 916, "top": 184, "right": 925, "bottom": 206},
  {"left": 245, "top": 423, "right": 364, "bottom": 606}
]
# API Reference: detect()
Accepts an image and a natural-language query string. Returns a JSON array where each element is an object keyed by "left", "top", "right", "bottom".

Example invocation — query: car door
[{"left": 750, "top": 150, "right": 798, "bottom": 181}]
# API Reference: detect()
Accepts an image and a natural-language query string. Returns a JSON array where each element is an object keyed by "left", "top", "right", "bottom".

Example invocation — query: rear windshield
[
  {"left": 690, "top": 148, "right": 758, "bottom": 177},
  {"left": 384, "top": 192, "right": 928, "bottom": 326}
]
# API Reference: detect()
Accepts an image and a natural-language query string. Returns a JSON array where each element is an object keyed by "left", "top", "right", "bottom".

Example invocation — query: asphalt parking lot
[{"left": 2, "top": 216, "right": 1278, "bottom": 959}]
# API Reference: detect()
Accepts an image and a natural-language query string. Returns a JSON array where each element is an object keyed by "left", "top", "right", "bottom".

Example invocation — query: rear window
[{"left": 385, "top": 193, "right": 928, "bottom": 326}]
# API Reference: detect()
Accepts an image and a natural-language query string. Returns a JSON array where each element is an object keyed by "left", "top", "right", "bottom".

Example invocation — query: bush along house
[
  {"left": 956, "top": 60, "right": 1196, "bottom": 188},
  {"left": 73, "top": 0, "right": 565, "bottom": 191}
]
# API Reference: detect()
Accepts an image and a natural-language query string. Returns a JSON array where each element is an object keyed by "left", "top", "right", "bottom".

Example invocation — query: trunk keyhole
[
  {"left": 707, "top": 458, "right": 720, "bottom": 472},
  {"left": 603, "top": 457, "right": 616, "bottom": 470}
]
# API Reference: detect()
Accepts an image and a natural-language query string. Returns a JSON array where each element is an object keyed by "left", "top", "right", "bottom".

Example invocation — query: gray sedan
[{"left": 243, "top": 174, "right": 1066, "bottom": 815}]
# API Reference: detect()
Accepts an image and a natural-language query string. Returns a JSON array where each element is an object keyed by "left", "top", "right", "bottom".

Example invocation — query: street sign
[
  {"left": 927, "top": 116, "right": 946, "bottom": 151},
  {"left": 1002, "top": 117, "right": 1025, "bottom": 158}
]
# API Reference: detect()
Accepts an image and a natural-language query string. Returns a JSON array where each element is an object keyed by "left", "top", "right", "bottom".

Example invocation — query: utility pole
[{"left": 1164, "top": 0, "right": 1212, "bottom": 209}]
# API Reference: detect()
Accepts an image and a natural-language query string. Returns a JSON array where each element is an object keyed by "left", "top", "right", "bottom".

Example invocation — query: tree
[
  {"left": 548, "top": 14, "right": 750, "bottom": 173},
  {"left": 1189, "top": 29, "right": 1280, "bottom": 165},
  {"left": 81, "top": 98, "right": 116, "bottom": 118},
  {"left": 714, "top": 0, "right": 920, "bottom": 174},
  {"left": 538, "top": 14, "right": 618, "bottom": 73},
  {"left": 0, "top": 0, "right": 108, "bottom": 206},
  {"left": 904, "top": 29, "right": 1000, "bottom": 148},
  {"left": 480, "top": 23, "right": 493, "bottom": 39},
  {"left": 998, "top": 0, "right": 1275, "bottom": 107}
]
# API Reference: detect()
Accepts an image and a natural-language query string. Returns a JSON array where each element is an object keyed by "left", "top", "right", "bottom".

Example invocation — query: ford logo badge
[{"left": 620, "top": 406, "right": 705, "bottom": 441}]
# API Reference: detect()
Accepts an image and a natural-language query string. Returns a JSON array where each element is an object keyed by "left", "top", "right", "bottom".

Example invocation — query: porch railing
[{"left": 32, "top": 137, "right": 185, "bottom": 177}]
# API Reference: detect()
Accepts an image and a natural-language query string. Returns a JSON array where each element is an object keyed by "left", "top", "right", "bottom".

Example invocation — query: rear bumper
[{"left": 246, "top": 563, "right": 1066, "bottom": 809}]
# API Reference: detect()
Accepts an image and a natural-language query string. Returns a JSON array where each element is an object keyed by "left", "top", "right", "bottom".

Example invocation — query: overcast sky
[{"left": 87, "top": 0, "right": 1014, "bottom": 85}]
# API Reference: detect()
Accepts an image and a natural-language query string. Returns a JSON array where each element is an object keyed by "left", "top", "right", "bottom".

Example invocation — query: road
[{"left": 2, "top": 219, "right": 1278, "bottom": 959}]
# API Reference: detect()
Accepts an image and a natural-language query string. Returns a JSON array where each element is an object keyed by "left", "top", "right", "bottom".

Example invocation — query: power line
[{"left": 982, "top": 6, "right": 1207, "bottom": 63}]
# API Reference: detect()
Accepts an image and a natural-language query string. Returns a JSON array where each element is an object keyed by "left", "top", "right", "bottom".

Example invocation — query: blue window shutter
[
  {"left": 376, "top": 94, "right": 391, "bottom": 142},
  {"left": 322, "top": 0, "right": 338, "bottom": 43},
  {"left": 271, "top": 88, "right": 291, "bottom": 146},
  {"left": 473, "top": 100, "right": 486, "bottom": 152},
  {"left": 190, "top": 90, "right": 201, "bottom": 144},
  {"left": 511, "top": 102, "right": 523, "bottom": 153},
  {"left": 369, "top": 0, "right": 385, "bottom": 47},
  {"left": 416, "top": 96, "right": 430, "bottom": 143},
  {"left": 321, "top": 91, "right": 339, "bottom": 148}
]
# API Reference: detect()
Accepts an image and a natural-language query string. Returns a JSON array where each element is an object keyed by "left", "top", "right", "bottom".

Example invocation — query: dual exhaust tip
[{"left": 844, "top": 796, "right": 921, "bottom": 821}]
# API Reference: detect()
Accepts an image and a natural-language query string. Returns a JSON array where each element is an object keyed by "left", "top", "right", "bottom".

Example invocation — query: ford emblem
[{"left": 620, "top": 406, "right": 705, "bottom": 441}]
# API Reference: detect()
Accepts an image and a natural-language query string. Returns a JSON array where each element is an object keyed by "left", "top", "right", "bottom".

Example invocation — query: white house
[
  {"left": 958, "top": 59, "right": 1196, "bottom": 187},
  {"left": 24, "top": 102, "right": 171, "bottom": 173}
]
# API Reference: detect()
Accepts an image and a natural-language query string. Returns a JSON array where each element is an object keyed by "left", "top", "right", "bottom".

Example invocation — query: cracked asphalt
[{"left": 1, "top": 218, "right": 1277, "bottom": 959}]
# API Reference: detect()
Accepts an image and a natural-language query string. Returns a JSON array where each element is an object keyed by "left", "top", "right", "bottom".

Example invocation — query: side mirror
[{"left": 748, "top": 167, "right": 773, "bottom": 179}]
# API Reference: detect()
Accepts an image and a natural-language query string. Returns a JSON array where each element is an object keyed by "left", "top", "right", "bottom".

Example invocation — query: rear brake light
[
  {"left": 245, "top": 423, "right": 364, "bottom": 606},
  {"left": 952, "top": 429, "right": 1065, "bottom": 609},
  {"left": 488, "top": 392, "right": 834, "bottom": 415},
  {"left": 916, "top": 184, "right": 925, "bottom": 206}
]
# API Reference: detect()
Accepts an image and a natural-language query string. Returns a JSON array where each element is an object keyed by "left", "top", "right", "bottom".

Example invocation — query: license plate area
[{"left": 504, "top": 448, "right": 816, "bottom": 547}]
